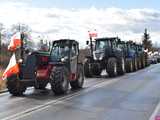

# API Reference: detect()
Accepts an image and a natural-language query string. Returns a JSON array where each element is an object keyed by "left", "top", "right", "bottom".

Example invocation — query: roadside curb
[{"left": 0, "top": 89, "right": 8, "bottom": 94}]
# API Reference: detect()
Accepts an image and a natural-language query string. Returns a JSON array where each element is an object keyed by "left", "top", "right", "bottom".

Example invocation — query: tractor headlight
[
  {"left": 93, "top": 52, "right": 104, "bottom": 61},
  {"left": 99, "top": 54, "right": 104, "bottom": 60},
  {"left": 61, "top": 58, "right": 65, "bottom": 62}
]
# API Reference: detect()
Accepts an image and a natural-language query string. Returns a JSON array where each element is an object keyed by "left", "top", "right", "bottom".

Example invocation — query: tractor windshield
[
  {"left": 51, "top": 42, "right": 69, "bottom": 62},
  {"left": 95, "top": 40, "right": 108, "bottom": 50},
  {"left": 118, "top": 44, "right": 124, "bottom": 49},
  {"left": 127, "top": 44, "right": 132, "bottom": 50}
]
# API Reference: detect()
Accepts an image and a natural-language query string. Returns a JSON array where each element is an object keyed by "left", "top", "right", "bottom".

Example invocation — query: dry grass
[{"left": 0, "top": 69, "right": 6, "bottom": 90}]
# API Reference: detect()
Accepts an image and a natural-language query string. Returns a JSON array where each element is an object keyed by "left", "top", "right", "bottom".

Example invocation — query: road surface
[{"left": 0, "top": 64, "right": 160, "bottom": 120}]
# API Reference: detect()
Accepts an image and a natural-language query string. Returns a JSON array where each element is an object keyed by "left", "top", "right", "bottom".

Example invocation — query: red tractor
[{"left": 7, "top": 39, "right": 84, "bottom": 96}]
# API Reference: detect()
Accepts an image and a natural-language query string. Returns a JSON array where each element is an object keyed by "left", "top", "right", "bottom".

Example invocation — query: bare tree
[
  {"left": 0, "top": 23, "right": 4, "bottom": 51},
  {"left": 10, "top": 23, "right": 34, "bottom": 48},
  {"left": 10, "top": 23, "right": 32, "bottom": 33},
  {"left": 0, "top": 23, "right": 5, "bottom": 57}
]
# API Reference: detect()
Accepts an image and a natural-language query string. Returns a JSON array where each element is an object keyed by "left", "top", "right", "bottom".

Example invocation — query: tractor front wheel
[
  {"left": 70, "top": 64, "right": 84, "bottom": 89},
  {"left": 50, "top": 67, "right": 69, "bottom": 95},
  {"left": 84, "top": 61, "right": 92, "bottom": 78},
  {"left": 107, "top": 58, "right": 118, "bottom": 77}
]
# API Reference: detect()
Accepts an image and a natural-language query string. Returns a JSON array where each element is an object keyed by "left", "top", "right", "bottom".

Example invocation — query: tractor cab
[
  {"left": 95, "top": 37, "right": 119, "bottom": 50},
  {"left": 125, "top": 41, "right": 136, "bottom": 58},
  {"left": 93, "top": 37, "right": 122, "bottom": 61},
  {"left": 50, "top": 40, "right": 79, "bottom": 76}
]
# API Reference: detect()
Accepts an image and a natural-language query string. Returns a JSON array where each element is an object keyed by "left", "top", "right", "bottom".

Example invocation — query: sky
[
  {"left": 10, "top": 0, "right": 160, "bottom": 10},
  {"left": 0, "top": 0, "right": 160, "bottom": 47}
]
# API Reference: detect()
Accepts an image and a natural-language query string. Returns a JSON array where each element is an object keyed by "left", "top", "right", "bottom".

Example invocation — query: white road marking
[{"left": 149, "top": 101, "right": 160, "bottom": 120}]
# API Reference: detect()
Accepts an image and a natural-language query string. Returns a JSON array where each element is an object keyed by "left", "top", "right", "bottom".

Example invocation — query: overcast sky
[{"left": 0, "top": 0, "right": 160, "bottom": 47}]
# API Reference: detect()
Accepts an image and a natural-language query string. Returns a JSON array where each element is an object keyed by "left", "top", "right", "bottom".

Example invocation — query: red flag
[
  {"left": 8, "top": 32, "right": 21, "bottom": 51},
  {"left": 2, "top": 53, "right": 19, "bottom": 80},
  {"left": 88, "top": 30, "right": 98, "bottom": 38}
]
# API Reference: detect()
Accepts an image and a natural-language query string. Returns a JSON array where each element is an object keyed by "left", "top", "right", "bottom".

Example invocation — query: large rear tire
[
  {"left": 91, "top": 64, "right": 101, "bottom": 76},
  {"left": 137, "top": 58, "right": 142, "bottom": 69},
  {"left": 70, "top": 64, "right": 84, "bottom": 89},
  {"left": 117, "top": 58, "right": 125, "bottom": 75},
  {"left": 107, "top": 58, "right": 118, "bottom": 77},
  {"left": 141, "top": 55, "right": 146, "bottom": 68},
  {"left": 125, "top": 58, "right": 133, "bottom": 73},
  {"left": 84, "top": 61, "right": 92, "bottom": 78},
  {"left": 50, "top": 67, "right": 69, "bottom": 95},
  {"left": 7, "top": 75, "right": 26, "bottom": 96},
  {"left": 133, "top": 58, "right": 138, "bottom": 71}
]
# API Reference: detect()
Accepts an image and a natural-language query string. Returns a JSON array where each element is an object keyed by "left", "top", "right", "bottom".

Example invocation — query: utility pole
[
  {"left": 19, "top": 24, "right": 25, "bottom": 62},
  {"left": 88, "top": 30, "right": 97, "bottom": 58},
  {"left": 89, "top": 36, "right": 94, "bottom": 58}
]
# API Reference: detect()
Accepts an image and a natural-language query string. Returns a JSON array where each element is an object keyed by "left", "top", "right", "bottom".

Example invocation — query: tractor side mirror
[{"left": 86, "top": 41, "right": 89, "bottom": 45}]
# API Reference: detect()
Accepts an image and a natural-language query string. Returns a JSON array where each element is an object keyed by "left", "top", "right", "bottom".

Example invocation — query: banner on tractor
[
  {"left": 2, "top": 53, "right": 19, "bottom": 80},
  {"left": 8, "top": 32, "right": 21, "bottom": 52}
]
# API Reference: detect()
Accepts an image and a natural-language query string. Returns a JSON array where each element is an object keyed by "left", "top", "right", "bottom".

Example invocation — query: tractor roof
[
  {"left": 53, "top": 39, "right": 78, "bottom": 45},
  {"left": 95, "top": 37, "right": 119, "bottom": 41},
  {"left": 126, "top": 41, "right": 134, "bottom": 45},
  {"left": 118, "top": 40, "right": 126, "bottom": 44}
]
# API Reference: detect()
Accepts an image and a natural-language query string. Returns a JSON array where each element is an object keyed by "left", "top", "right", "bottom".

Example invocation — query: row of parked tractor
[
  {"left": 84, "top": 37, "right": 149, "bottom": 77},
  {"left": 6, "top": 36, "right": 149, "bottom": 96}
]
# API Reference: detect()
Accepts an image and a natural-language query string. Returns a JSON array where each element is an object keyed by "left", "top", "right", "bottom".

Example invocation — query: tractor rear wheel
[
  {"left": 7, "top": 75, "right": 26, "bottom": 96},
  {"left": 126, "top": 58, "right": 133, "bottom": 73},
  {"left": 70, "top": 64, "right": 84, "bottom": 89},
  {"left": 117, "top": 58, "right": 125, "bottom": 75},
  {"left": 133, "top": 58, "right": 138, "bottom": 71},
  {"left": 141, "top": 56, "right": 146, "bottom": 68},
  {"left": 137, "top": 59, "right": 142, "bottom": 69},
  {"left": 107, "top": 58, "right": 118, "bottom": 77},
  {"left": 91, "top": 64, "right": 101, "bottom": 76},
  {"left": 50, "top": 67, "right": 69, "bottom": 95},
  {"left": 84, "top": 61, "right": 92, "bottom": 78}
]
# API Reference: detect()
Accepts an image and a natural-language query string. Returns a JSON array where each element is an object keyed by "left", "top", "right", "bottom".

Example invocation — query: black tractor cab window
[
  {"left": 111, "top": 40, "right": 117, "bottom": 49},
  {"left": 118, "top": 43, "right": 124, "bottom": 49},
  {"left": 51, "top": 42, "right": 69, "bottom": 62},
  {"left": 126, "top": 43, "right": 132, "bottom": 50},
  {"left": 95, "top": 40, "right": 109, "bottom": 50},
  {"left": 71, "top": 44, "right": 78, "bottom": 57}
]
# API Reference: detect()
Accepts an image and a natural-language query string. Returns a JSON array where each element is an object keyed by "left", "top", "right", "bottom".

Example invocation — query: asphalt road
[{"left": 1, "top": 64, "right": 160, "bottom": 120}]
